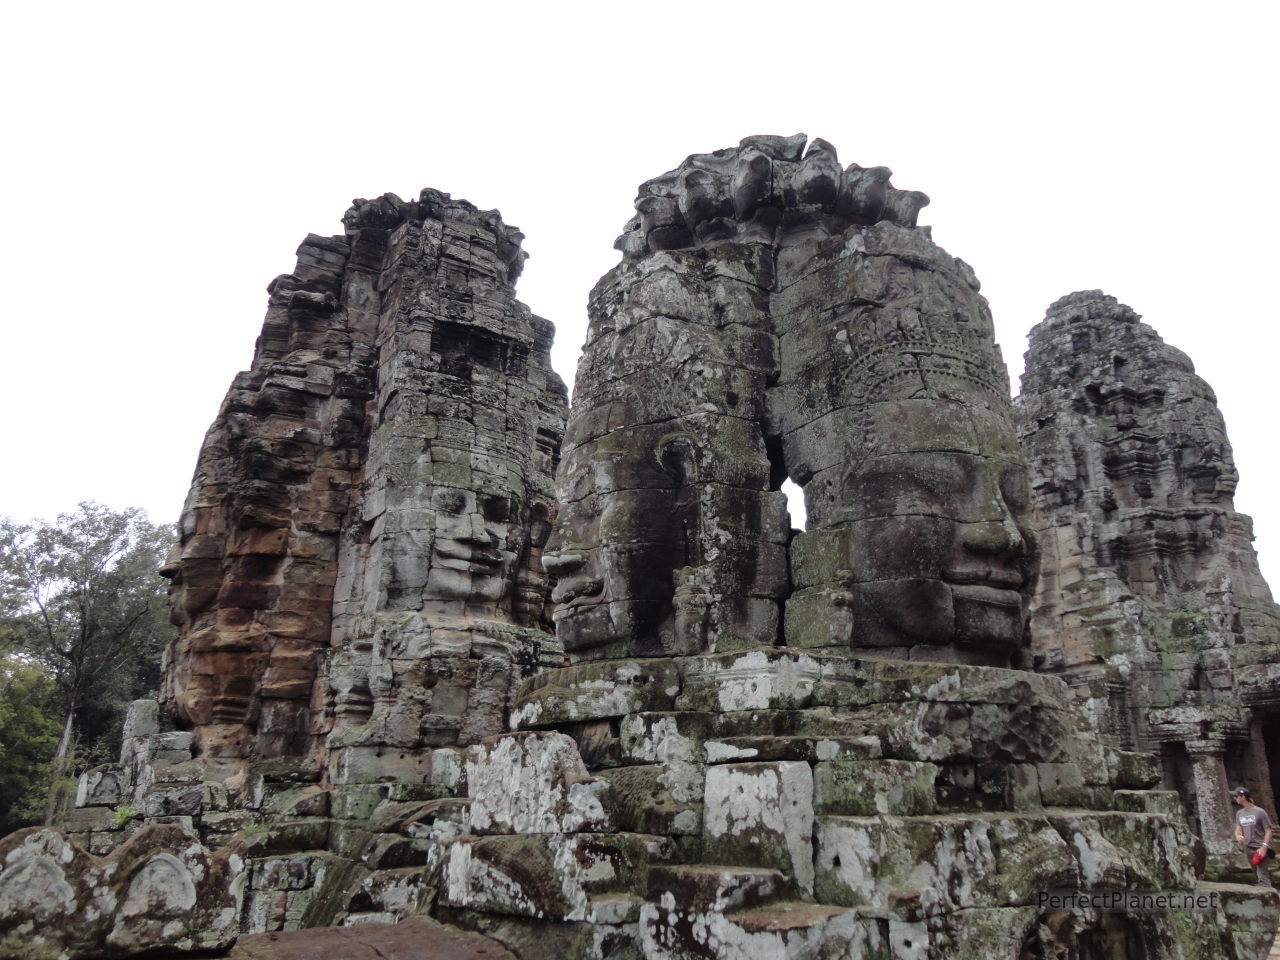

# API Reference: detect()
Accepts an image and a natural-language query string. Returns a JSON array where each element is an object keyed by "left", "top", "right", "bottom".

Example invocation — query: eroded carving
[{"left": 546, "top": 134, "right": 1036, "bottom": 667}]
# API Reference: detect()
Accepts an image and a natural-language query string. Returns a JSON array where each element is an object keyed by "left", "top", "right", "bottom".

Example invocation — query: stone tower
[
  {"left": 549, "top": 134, "right": 1035, "bottom": 670},
  {"left": 1017, "top": 290, "right": 1280, "bottom": 868},
  {"left": 160, "top": 189, "right": 566, "bottom": 780}
]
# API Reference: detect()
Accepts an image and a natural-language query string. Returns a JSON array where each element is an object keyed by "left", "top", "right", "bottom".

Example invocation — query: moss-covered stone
[{"left": 814, "top": 760, "right": 938, "bottom": 816}]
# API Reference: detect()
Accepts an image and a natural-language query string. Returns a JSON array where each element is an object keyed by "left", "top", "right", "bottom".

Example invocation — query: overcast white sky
[{"left": 3, "top": 2, "right": 1277, "bottom": 583}]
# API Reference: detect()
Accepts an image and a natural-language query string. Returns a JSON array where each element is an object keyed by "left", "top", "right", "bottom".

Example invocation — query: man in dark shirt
[{"left": 1232, "top": 786, "right": 1274, "bottom": 887}]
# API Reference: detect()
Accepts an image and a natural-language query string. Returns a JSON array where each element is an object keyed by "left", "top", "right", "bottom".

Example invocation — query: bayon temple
[{"left": 2, "top": 136, "right": 1278, "bottom": 959}]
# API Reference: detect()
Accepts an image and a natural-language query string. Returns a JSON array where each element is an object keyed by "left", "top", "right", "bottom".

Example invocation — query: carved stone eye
[
  {"left": 481, "top": 496, "right": 512, "bottom": 522},
  {"left": 435, "top": 489, "right": 466, "bottom": 514}
]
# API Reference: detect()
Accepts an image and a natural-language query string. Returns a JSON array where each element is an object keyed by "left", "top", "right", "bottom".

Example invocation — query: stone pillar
[
  {"left": 1245, "top": 715, "right": 1279, "bottom": 816},
  {"left": 1104, "top": 677, "right": 1137, "bottom": 750},
  {"left": 1187, "top": 738, "right": 1235, "bottom": 857}
]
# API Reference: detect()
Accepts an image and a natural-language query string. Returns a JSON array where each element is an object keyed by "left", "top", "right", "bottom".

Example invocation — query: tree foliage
[
  {"left": 0, "top": 658, "right": 62, "bottom": 832},
  {"left": 0, "top": 502, "right": 175, "bottom": 826}
]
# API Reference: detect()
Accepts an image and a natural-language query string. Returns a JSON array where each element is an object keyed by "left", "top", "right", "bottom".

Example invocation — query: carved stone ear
[{"left": 656, "top": 434, "right": 699, "bottom": 487}]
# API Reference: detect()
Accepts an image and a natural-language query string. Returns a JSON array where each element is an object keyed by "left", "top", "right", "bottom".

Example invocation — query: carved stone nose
[
  {"left": 458, "top": 513, "right": 495, "bottom": 544},
  {"left": 542, "top": 551, "right": 586, "bottom": 577},
  {"left": 962, "top": 517, "right": 1026, "bottom": 559}
]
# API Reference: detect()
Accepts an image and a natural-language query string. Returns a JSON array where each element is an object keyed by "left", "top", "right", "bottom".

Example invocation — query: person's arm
[{"left": 1236, "top": 816, "right": 1245, "bottom": 844}]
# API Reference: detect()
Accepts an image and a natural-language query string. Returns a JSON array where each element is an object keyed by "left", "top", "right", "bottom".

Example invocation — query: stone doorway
[{"left": 1257, "top": 713, "right": 1280, "bottom": 814}]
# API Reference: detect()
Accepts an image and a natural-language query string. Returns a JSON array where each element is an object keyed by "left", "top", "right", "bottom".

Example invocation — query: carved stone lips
[
  {"left": 435, "top": 542, "right": 503, "bottom": 568},
  {"left": 552, "top": 577, "right": 604, "bottom": 605},
  {"left": 945, "top": 568, "right": 1025, "bottom": 605}
]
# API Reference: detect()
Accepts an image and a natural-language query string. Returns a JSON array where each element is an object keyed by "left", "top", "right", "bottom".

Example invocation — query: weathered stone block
[
  {"left": 1112, "top": 789, "right": 1183, "bottom": 819},
  {"left": 646, "top": 864, "right": 791, "bottom": 913},
  {"left": 344, "top": 865, "right": 430, "bottom": 920},
  {"left": 677, "top": 649, "right": 823, "bottom": 713},
  {"left": 243, "top": 818, "right": 331, "bottom": 856},
  {"left": 202, "top": 810, "right": 264, "bottom": 835},
  {"left": 1107, "top": 748, "right": 1162, "bottom": 789},
  {"left": 76, "top": 767, "right": 125, "bottom": 807},
  {"left": 815, "top": 813, "right": 1076, "bottom": 914},
  {"left": 704, "top": 733, "right": 881, "bottom": 765},
  {"left": 251, "top": 853, "right": 331, "bottom": 891},
  {"left": 595, "top": 764, "right": 702, "bottom": 836},
  {"left": 444, "top": 835, "right": 588, "bottom": 920},
  {"left": 560, "top": 833, "right": 676, "bottom": 896},
  {"left": 329, "top": 746, "right": 434, "bottom": 785},
  {"left": 639, "top": 897, "right": 873, "bottom": 960},
  {"left": 813, "top": 760, "right": 938, "bottom": 816},
  {"left": 702, "top": 761, "right": 814, "bottom": 892},
  {"left": 1036, "top": 762, "right": 1088, "bottom": 807},
  {"left": 466, "top": 732, "right": 609, "bottom": 835},
  {"left": 141, "top": 783, "right": 204, "bottom": 818},
  {"left": 63, "top": 807, "right": 119, "bottom": 832},
  {"left": 511, "top": 659, "right": 680, "bottom": 728},
  {"left": 264, "top": 784, "right": 330, "bottom": 818},
  {"left": 1215, "top": 883, "right": 1280, "bottom": 960},
  {"left": 330, "top": 784, "right": 391, "bottom": 821},
  {"left": 1046, "top": 811, "right": 1198, "bottom": 889},
  {"left": 121, "top": 699, "right": 160, "bottom": 740}
]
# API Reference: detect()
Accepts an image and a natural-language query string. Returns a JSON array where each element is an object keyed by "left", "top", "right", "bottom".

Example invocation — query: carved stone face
[
  {"left": 841, "top": 448, "right": 1034, "bottom": 653},
  {"left": 542, "top": 427, "right": 688, "bottom": 657},
  {"left": 421, "top": 481, "right": 526, "bottom": 607},
  {"left": 555, "top": 138, "right": 1035, "bottom": 664},
  {"left": 794, "top": 398, "right": 1037, "bottom": 660}
]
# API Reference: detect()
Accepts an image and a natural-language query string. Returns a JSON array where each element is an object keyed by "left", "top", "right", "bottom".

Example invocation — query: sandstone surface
[
  {"left": 1017, "top": 290, "right": 1280, "bottom": 873},
  {"left": 3, "top": 141, "right": 1278, "bottom": 960}
]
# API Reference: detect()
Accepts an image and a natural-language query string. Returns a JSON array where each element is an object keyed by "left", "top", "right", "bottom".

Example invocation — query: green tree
[
  {"left": 0, "top": 503, "right": 175, "bottom": 825},
  {"left": 0, "top": 658, "right": 63, "bottom": 832}
]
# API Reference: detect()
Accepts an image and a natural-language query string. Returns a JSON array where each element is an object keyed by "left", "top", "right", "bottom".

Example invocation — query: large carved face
[
  {"left": 383, "top": 462, "right": 531, "bottom": 617},
  {"left": 542, "top": 425, "right": 689, "bottom": 657},
  {"left": 841, "top": 451, "right": 1034, "bottom": 653},
  {"left": 417, "top": 478, "right": 527, "bottom": 611},
  {"left": 422, "top": 482, "right": 525, "bottom": 604},
  {"left": 797, "top": 398, "right": 1037, "bottom": 660}
]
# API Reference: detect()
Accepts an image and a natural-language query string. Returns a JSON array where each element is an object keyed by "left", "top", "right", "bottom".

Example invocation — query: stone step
[
  {"left": 705, "top": 735, "right": 881, "bottom": 764},
  {"left": 226, "top": 916, "right": 516, "bottom": 959},
  {"left": 587, "top": 893, "right": 645, "bottom": 924},
  {"left": 726, "top": 900, "right": 852, "bottom": 933},
  {"left": 647, "top": 864, "right": 794, "bottom": 912},
  {"left": 641, "top": 896, "right": 875, "bottom": 959}
]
